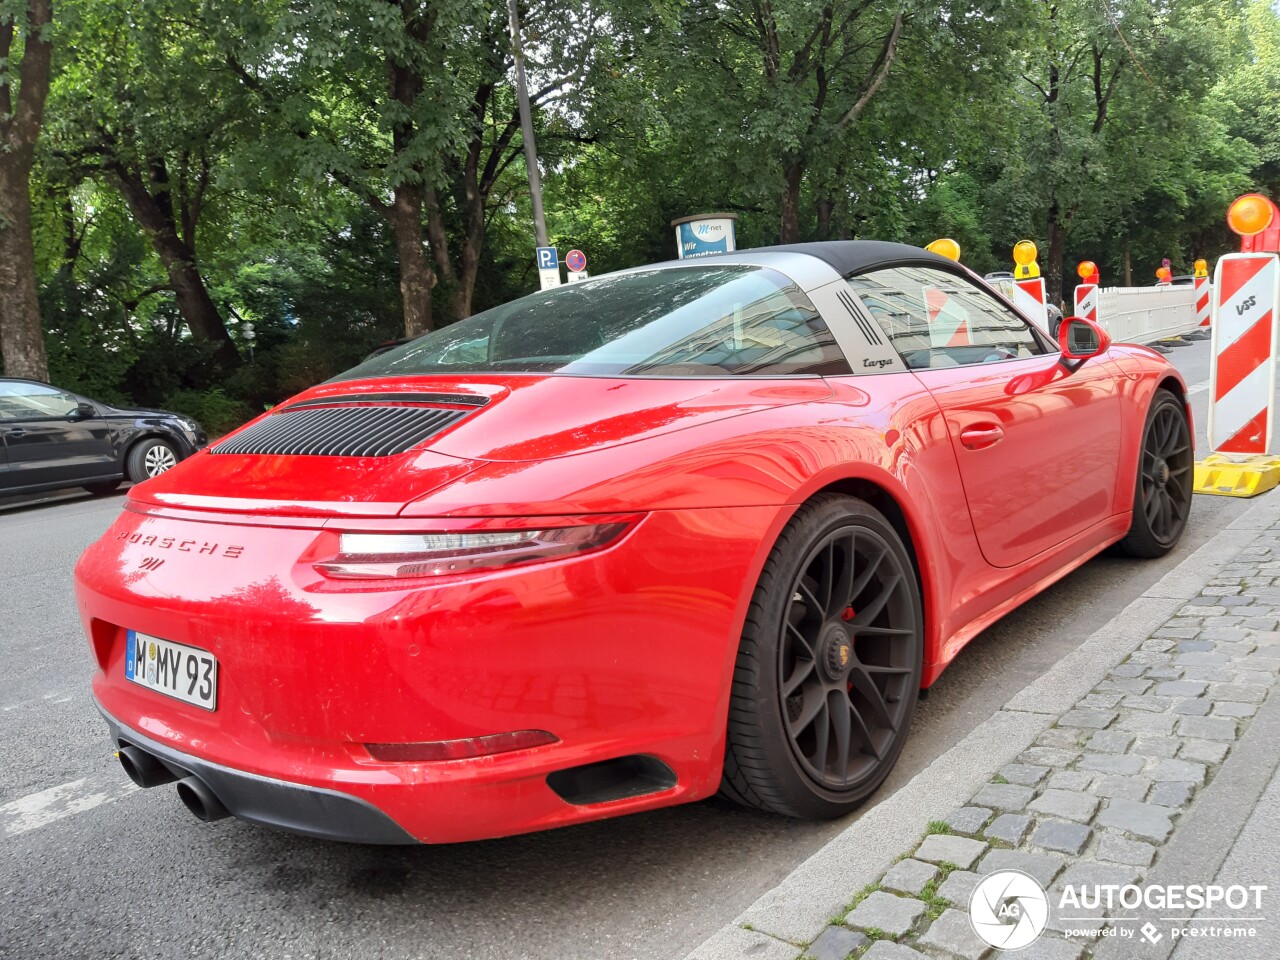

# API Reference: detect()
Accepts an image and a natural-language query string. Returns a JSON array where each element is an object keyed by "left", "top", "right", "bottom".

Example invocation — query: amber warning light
[{"left": 1227, "top": 194, "right": 1277, "bottom": 237}]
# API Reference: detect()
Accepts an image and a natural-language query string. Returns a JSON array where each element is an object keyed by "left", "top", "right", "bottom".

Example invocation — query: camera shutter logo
[{"left": 969, "top": 870, "right": 1049, "bottom": 950}]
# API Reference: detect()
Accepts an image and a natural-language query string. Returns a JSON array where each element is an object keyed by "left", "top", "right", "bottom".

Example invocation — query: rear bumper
[
  {"left": 100, "top": 704, "right": 417, "bottom": 844},
  {"left": 76, "top": 502, "right": 785, "bottom": 842}
]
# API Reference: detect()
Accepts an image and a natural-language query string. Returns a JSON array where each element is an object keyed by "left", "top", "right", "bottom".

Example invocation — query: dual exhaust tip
[{"left": 117, "top": 744, "right": 229, "bottom": 822}]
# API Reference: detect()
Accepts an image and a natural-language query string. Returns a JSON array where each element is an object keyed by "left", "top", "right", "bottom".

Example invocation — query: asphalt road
[{"left": 0, "top": 338, "right": 1259, "bottom": 960}]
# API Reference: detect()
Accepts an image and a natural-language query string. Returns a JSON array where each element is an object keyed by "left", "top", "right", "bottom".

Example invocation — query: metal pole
[{"left": 507, "top": 0, "right": 549, "bottom": 248}]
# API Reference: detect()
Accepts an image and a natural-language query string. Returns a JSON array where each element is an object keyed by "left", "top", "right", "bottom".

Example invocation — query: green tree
[
  {"left": 988, "top": 0, "right": 1248, "bottom": 299},
  {"left": 1219, "top": 0, "right": 1280, "bottom": 196},
  {"left": 643, "top": 0, "right": 907, "bottom": 244},
  {"left": 427, "top": 2, "right": 609, "bottom": 319},
  {"left": 226, "top": 0, "right": 483, "bottom": 336},
  {"left": 46, "top": 0, "right": 249, "bottom": 371}
]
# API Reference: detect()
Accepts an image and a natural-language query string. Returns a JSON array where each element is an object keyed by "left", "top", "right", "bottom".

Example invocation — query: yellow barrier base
[{"left": 1193, "top": 454, "right": 1280, "bottom": 498}]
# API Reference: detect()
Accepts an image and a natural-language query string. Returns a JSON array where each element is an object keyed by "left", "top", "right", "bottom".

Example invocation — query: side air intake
[{"left": 210, "top": 405, "right": 470, "bottom": 458}]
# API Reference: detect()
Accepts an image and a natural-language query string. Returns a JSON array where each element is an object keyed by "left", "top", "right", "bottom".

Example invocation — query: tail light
[{"left": 313, "top": 519, "right": 634, "bottom": 580}]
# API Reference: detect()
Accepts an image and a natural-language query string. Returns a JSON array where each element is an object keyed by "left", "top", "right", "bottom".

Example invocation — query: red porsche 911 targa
[{"left": 74, "top": 242, "right": 1193, "bottom": 844}]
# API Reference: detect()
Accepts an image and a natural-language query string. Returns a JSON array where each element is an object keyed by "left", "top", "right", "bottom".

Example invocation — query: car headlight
[
  {"left": 313, "top": 520, "right": 634, "bottom": 580},
  {"left": 176, "top": 417, "right": 202, "bottom": 443}
]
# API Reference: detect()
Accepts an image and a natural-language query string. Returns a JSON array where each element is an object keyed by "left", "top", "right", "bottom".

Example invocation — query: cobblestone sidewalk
[{"left": 694, "top": 501, "right": 1280, "bottom": 960}]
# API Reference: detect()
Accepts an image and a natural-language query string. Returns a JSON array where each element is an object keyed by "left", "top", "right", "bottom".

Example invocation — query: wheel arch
[
  {"left": 801, "top": 475, "right": 940, "bottom": 682},
  {"left": 1157, "top": 374, "right": 1186, "bottom": 403},
  {"left": 121, "top": 429, "right": 173, "bottom": 461},
  {"left": 1109, "top": 353, "right": 1192, "bottom": 516},
  {"left": 121, "top": 430, "right": 182, "bottom": 477},
  {"left": 1157, "top": 373, "right": 1192, "bottom": 434}
]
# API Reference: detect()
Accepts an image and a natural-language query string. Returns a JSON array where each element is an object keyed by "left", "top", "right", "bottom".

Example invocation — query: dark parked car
[{"left": 0, "top": 379, "right": 206, "bottom": 496}]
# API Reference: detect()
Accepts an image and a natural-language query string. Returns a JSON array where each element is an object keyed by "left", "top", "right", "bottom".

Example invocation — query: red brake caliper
[{"left": 842, "top": 607, "right": 855, "bottom": 691}]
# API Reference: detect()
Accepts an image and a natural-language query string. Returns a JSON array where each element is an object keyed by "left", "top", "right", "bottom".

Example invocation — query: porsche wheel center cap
[
  {"left": 1154, "top": 459, "right": 1170, "bottom": 487},
  {"left": 822, "top": 629, "right": 854, "bottom": 680}
]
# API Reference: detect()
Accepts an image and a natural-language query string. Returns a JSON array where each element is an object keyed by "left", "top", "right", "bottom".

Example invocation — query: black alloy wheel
[
  {"left": 1116, "top": 388, "right": 1193, "bottom": 558},
  {"left": 720, "top": 494, "right": 923, "bottom": 819}
]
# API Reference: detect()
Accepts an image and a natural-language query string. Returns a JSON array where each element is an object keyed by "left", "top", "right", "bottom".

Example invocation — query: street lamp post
[{"left": 507, "top": 0, "right": 549, "bottom": 249}]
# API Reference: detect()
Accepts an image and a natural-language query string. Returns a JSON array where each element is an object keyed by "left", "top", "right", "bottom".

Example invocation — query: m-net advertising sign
[{"left": 672, "top": 213, "right": 738, "bottom": 259}]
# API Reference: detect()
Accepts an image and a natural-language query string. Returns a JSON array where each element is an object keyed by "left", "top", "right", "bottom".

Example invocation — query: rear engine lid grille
[{"left": 210, "top": 405, "right": 472, "bottom": 458}]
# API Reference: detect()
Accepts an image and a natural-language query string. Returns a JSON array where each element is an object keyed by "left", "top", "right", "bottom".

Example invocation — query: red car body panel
[
  {"left": 80, "top": 504, "right": 781, "bottom": 842},
  {"left": 74, "top": 246, "right": 1190, "bottom": 844}
]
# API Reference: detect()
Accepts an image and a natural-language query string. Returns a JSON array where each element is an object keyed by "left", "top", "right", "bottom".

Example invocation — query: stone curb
[
  {"left": 1091, "top": 675, "right": 1280, "bottom": 960},
  {"left": 683, "top": 491, "right": 1280, "bottom": 960}
]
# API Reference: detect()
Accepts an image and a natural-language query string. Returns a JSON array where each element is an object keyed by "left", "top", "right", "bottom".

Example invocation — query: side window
[
  {"left": 0, "top": 382, "right": 79, "bottom": 420},
  {"left": 847, "top": 267, "right": 1048, "bottom": 369}
]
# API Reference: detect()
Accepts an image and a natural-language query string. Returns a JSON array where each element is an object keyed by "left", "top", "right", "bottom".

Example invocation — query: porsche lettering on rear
[{"left": 115, "top": 531, "right": 244, "bottom": 559}]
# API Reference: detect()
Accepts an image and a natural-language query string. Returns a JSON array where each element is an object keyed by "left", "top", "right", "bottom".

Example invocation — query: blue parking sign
[{"left": 536, "top": 247, "right": 558, "bottom": 270}]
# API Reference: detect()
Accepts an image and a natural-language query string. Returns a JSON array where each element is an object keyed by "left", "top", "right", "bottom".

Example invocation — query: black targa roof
[{"left": 730, "top": 241, "right": 964, "bottom": 279}]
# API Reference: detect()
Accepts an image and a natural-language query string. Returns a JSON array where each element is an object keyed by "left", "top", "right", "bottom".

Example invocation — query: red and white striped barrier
[
  {"left": 1013, "top": 277, "right": 1048, "bottom": 329},
  {"left": 1208, "top": 253, "right": 1280, "bottom": 454},
  {"left": 1195, "top": 275, "right": 1211, "bottom": 328},
  {"left": 1074, "top": 283, "right": 1098, "bottom": 324},
  {"left": 923, "top": 286, "right": 970, "bottom": 345}
]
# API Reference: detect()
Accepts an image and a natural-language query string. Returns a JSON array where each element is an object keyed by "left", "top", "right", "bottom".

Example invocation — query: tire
[
  {"left": 1115, "top": 388, "right": 1193, "bottom": 558},
  {"left": 1047, "top": 305, "right": 1064, "bottom": 340},
  {"left": 719, "top": 494, "right": 924, "bottom": 819},
  {"left": 83, "top": 479, "right": 123, "bottom": 495},
  {"left": 127, "top": 438, "right": 179, "bottom": 482}
]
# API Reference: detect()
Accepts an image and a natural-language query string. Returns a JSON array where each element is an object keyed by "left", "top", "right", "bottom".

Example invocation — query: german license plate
[{"left": 125, "top": 630, "right": 218, "bottom": 711}]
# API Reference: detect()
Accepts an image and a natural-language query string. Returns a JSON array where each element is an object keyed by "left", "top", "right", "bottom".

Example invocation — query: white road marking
[
  {"left": 1, "top": 776, "right": 139, "bottom": 838},
  {"left": 1187, "top": 379, "right": 1210, "bottom": 396},
  {"left": 2, "top": 690, "right": 82, "bottom": 712}
]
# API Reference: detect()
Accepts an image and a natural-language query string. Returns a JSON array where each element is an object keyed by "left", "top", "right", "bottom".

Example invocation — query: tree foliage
[{"left": 0, "top": 0, "right": 1274, "bottom": 424}]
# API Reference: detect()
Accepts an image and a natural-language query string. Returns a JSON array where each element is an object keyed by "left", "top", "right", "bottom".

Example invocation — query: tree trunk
[
  {"left": 153, "top": 234, "right": 240, "bottom": 370},
  {"left": 0, "top": 165, "right": 47, "bottom": 378},
  {"left": 112, "top": 165, "right": 240, "bottom": 371},
  {"left": 0, "top": 0, "right": 53, "bottom": 380},
  {"left": 384, "top": 3, "right": 438, "bottom": 336},
  {"left": 1123, "top": 238, "right": 1132, "bottom": 287},
  {"left": 451, "top": 236, "right": 483, "bottom": 321},
  {"left": 390, "top": 183, "right": 434, "bottom": 337},
  {"left": 816, "top": 195, "right": 834, "bottom": 241},
  {"left": 780, "top": 160, "right": 804, "bottom": 243},
  {"left": 450, "top": 176, "right": 486, "bottom": 320},
  {"left": 1043, "top": 22, "right": 1063, "bottom": 310},
  {"left": 1046, "top": 202, "right": 1064, "bottom": 306}
]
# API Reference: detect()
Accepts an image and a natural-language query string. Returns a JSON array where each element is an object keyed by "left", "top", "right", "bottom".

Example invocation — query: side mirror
[
  {"left": 70, "top": 401, "right": 96, "bottom": 420},
  {"left": 1058, "top": 316, "right": 1111, "bottom": 361}
]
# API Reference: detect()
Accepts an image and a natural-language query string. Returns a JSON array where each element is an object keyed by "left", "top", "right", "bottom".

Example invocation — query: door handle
[
  {"left": 959, "top": 423, "right": 1004, "bottom": 450},
  {"left": 4, "top": 428, "right": 25, "bottom": 438}
]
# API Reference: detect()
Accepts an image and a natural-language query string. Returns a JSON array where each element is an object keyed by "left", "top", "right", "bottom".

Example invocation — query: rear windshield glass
[{"left": 336, "top": 266, "right": 850, "bottom": 379}]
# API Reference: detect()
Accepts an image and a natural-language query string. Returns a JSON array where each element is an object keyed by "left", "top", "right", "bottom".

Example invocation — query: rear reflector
[{"left": 364, "top": 730, "right": 558, "bottom": 762}]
